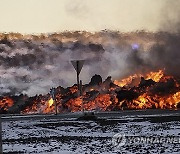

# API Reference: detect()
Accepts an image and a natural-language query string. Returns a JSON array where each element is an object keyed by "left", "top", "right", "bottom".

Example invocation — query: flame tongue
[
  {"left": 145, "top": 70, "right": 164, "bottom": 82},
  {"left": 114, "top": 74, "right": 139, "bottom": 87},
  {"left": 48, "top": 98, "right": 54, "bottom": 107}
]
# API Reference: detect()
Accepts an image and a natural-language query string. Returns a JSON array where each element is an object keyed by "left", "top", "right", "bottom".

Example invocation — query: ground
[{"left": 2, "top": 113, "right": 180, "bottom": 154}]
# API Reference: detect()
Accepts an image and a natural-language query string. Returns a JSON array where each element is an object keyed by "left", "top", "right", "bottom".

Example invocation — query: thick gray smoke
[
  {"left": 0, "top": 33, "right": 124, "bottom": 96},
  {"left": 148, "top": 0, "right": 180, "bottom": 77},
  {"left": 0, "top": 29, "right": 179, "bottom": 96},
  {"left": 0, "top": 32, "right": 144, "bottom": 96}
]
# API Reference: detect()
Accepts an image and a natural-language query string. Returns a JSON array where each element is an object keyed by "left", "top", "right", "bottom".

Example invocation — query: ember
[
  {"left": 0, "top": 70, "right": 180, "bottom": 114},
  {"left": 0, "top": 97, "right": 14, "bottom": 112}
]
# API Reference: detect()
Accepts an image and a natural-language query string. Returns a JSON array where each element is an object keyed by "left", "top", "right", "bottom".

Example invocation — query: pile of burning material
[{"left": 0, "top": 70, "right": 180, "bottom": 114}]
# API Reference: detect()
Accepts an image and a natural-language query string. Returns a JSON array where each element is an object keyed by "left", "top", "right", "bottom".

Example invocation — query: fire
[
  {"left": 66, "top": 94, "right": 116, "bottom": 112},
  {"left": 48, "top": 98, "right": 54, "bottom": 107},
  {"left": 66, "top": 97, "right": 83, "bottom": 112},
  {"left": 131, "top": 91, "right": 180, "bottom": 110},
  {"left": 113, "top": 69, "right": 180, "bottom": 110},
  {"left": 21, "top": 95, "right": 56, "bottom": 114},
  {"left": 69, "top": 86, "right": 78, "bottom": 94},
  {"left": 1, "top": 69, "right": 180, "bottom": 114},
  {"left": 173, "top": 92, "right": 180, "bottom": 105},
  {"left": 114, "top": 70, "right": 164, "bottom": 87},
  {"left": 84, "top": 94, "right": 113, "bottom": 111},
  {"left": 159, "top": 92, "right": 180, "bottom": 109},
  {"left": 145, "top": 70, "right": 164, "bottom": 82},
  {"left": 44, "top": 98, "right": 54, "bottom": 113},
  {"left": 135, "top": 94, "right": 149, "bottom": 108},
  {"left": 0, "top": 97, "right": 14, "bottom": 111},
  {"left": 114, "top": 74, "right": 141, "bottom": 87},
  {"left": 132, "top": 93, "right": 159, "bottom": 109}
]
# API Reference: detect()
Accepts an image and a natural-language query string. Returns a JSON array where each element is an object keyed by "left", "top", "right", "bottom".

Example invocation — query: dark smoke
[
  {"left": 147, "top": 0, "right": 180, "bottom": 77},
  {"left": 148, "top": 33, "right": 180, "bottom": 77},
  {"left": 124, "top": 0, "right": 180, "bottom": 78}
]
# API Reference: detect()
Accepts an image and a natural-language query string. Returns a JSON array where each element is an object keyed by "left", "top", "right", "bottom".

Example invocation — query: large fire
[{"left": 0, "top": 70, "right": 180, "bottom": 114}]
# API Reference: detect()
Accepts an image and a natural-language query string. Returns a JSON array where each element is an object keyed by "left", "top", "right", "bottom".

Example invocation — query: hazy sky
[{"left": 0, "top": 0, "right": 167, "bottom": 33}]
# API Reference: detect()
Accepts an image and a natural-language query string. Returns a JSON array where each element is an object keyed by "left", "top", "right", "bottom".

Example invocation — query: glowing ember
[
  {"left": 84, "top": 94, "right": 113, "bottom": 111},
  {"left": 66, "top": 97, "right": 83, "bottom": 112},
  {"left": 0, "top": 97, "right": 14, "bottom": 111}
]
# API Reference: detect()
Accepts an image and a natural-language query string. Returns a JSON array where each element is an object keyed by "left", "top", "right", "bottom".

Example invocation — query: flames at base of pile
[{"left": 0, "top": 70, "right": 180, "bottom": 114}]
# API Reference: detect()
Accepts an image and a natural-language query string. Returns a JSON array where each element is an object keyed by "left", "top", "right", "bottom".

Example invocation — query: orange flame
[
  {"left": 114, "top": 70, "right": 167, "bottom": 87},
  {"left": 114, "top": 74, "right": 141, "bottom": 87},
  {"left": 131, "top": 91, "right": 180, "bottom": 110},
  {"left": 48, "top": 98, "right": 54, "bottom": 107},
  {"left": 0, "top": 97, "right": 14, "bottom": 111},
  {"left": 145, "top": 70, "right": 164, "bottom": 82}
]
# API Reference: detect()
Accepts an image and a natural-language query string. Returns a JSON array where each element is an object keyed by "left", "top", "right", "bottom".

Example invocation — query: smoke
[
  {"left": 65, "top": 0, "right": 89, "bottom": 19},
  {"left": 0, "top": 34, "right": 107, "bottom": 96},
  {"left": 0, "top": 1, "right": 180, "bottom": 97},
  {"left": 0, "top": 0, "right": 180, "bottom": 96},
  {"left": 0, "top": 33, "right": 180, "bottom": 96},
  {"left": 0, "top": 32, "right": 142, "bottom": 96},
  {"left": 146, "top": 0, "right": 180, "bottom": 77},
  {"left": 159, "top": 0, "right": 180, "bottom": 33}
]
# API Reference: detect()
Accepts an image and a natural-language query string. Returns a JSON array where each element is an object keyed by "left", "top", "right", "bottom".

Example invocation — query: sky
[{"left": 0, "top": 0, "right": 170, "bottom": 34}]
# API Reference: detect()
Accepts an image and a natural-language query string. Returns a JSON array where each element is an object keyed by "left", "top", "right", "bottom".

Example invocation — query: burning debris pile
[
  {"left": 0, "top": 31, "right": 180, "bottom": 114},
  {"left": 0, "top": 70, "right": 179, "bottom": 114}
]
